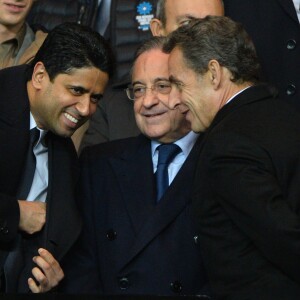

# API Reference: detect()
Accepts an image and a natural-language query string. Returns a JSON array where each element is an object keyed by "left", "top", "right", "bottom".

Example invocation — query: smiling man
[
  {"left": 60, "top": 36, "right": 211, "bottom": 297},
  {"left": 80, "top": 0, "right": 224, "bottom": 150},
  {"left": 0, "top": 0, "right": 47, "bottom": 69},
  {"left": 0, "top": 22, "right": 113, "bottom": 293},
  {"left": 164, "top": 16, "right": 300, "bottom": 299}
]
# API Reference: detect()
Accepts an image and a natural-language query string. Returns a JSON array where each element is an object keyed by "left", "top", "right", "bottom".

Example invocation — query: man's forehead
[{"left": 166, "top": 0, "right": 224, "bottom": 18}]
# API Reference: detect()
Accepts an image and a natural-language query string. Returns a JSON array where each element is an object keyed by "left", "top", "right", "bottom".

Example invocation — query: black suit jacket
[
  {"left": 193, "top": 84, "right": 300, "bottom": 299},
  {"left": 62, "top": 134, "right": 211, "bottom": 297},
  {"left": 224, "top": 0, "right": 300, "bottom": 110},
  {"left": 0, "top": 65, "right": 81, "bottom": 290}
]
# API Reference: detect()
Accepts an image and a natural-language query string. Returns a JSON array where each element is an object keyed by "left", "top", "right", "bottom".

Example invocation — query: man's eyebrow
[
  {"left": 176, "top": 14, "right": 198, "bottom": 22},
  {"left": 154, "top": 77, "right": 170, "bottom": 83},
  {"left": 132, "top": 80, "right": 144, "bottom": 86},
  {"left": 132, "top": 78, "right": 170, "bottom": 86},
  {"left": 68, "top": 85, "right": 88, "bottom": 93},
  {"left": 169, "top": 75, "right": 180, "bottom": 83}
]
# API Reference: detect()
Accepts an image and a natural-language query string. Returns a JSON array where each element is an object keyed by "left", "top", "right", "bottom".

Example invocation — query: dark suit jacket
[
  {"left": 193, "top": 84, "right": 300, "bottom": 299},
  {"left": 62, "top": 134, "right": 211, "bottom": 297},
  {"left": 224, "top": 0, "right": 300, "bottom": 110},
  {"left": 0, "top": 65, "right": 81, "bottom": 290}
]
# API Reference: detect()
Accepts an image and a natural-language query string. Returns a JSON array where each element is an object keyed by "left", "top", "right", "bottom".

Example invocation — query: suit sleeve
[
  {"left": 0, "top": 193, "right": 20, "bottom": 244},
  {"left": 194, "top": 131, "right": 300, "bottom": 284}
]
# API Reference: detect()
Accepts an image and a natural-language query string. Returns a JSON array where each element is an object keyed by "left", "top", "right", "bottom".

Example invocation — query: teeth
[{"left": 64, "top": 113, "right": 78, "bottom": 124}]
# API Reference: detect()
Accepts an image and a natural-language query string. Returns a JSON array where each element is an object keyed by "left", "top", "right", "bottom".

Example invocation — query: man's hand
[
  {"left": 18, "top": 201, "right": 46, "bottom": 234},
  {"left": 28, "top": 248, "right": 64, "bottom": 293}
]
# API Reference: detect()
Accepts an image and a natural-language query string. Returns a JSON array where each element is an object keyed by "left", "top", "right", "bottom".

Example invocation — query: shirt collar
[
  {"left": 1, "top": 24, "right": 26, "bottom": 55},
  {"left": 30, "top": 112, "right": 48, "bottom": 142},
  {"left": 151, "top": 131, "right": 199, "bottom": 158},
  {"left": 225, "top": 86, "right": 252, "bottom": 105}
]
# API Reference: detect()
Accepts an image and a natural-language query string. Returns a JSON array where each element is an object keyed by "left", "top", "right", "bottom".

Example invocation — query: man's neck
[{"left": 0, "top": 23, "right": 24, "bottom": 44}]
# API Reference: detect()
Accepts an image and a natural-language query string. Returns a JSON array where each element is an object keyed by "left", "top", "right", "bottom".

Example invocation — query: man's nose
[
  {"left": 75, "top": 96, "right": 90, "bottom": 117},
  {"left": 165, "top": 87, "right": 182, "bottom": 110},
  {"left": 141, "top": 88, "right": 160, "bottom": 108}
]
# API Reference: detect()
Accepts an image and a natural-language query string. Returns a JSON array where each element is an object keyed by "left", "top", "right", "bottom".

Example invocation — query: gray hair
[{"left": 163, "top": 16, "right": 261, "bottom": 84}]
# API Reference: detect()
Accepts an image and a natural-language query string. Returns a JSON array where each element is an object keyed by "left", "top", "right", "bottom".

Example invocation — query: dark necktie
[
  {"left": 156, "top": 144, "right": 181, "bottom": 202},
  {"left": 17, "top": 127, "right": 40, "bottom": 199}
]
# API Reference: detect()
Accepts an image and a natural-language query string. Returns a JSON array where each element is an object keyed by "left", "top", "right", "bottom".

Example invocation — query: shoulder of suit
[{"left": 81, "top": 135, "right": 144, "bottom": 159}]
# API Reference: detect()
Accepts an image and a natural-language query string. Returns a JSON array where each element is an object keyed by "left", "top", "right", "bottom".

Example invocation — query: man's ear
[
  {"left": 31, "top": 62, "right": 46, "bottom": 89},
  {"left": 150, "top": 18, "right": 165, "bottom": 36},
  {"left": 208, "top": 60, "right": 222, "bottom": 90}
]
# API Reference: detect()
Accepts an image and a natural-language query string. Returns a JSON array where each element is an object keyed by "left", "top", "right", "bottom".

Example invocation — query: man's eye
[
  {"left": 133, "top": 86, "right": 145, "bottom": 96},
  {"left": 90, "top": 95, "right": 102, "bottom": 104},
  {"left": 171, "top": 81, "right": 184, "bottom": 91},
  {"left": 70, "top": 87, "right": 84, "bottom": 95},
  {"left": 156, "top": 83, "right": 172, "bottom": 93},
  {"left": 179, "top": 19, "right": 191, "bottom": 27}
]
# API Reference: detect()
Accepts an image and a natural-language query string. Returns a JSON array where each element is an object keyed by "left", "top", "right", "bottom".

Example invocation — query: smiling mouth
[
  {"left": 144, "top": 111, "right": 167, "bottom": 118},
  {"left": 5, "top": 2, "right": 26, "bottom": 8},
  {"left": 64, "top": 112, "right": 79, "bottom": 124}
]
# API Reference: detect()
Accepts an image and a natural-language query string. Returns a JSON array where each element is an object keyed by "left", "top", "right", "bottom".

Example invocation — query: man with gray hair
[
  {"left": 164, "top": 16, "right": 300, "bottom": 299},
  {"left": 60, "top": 36, "right": 211, "bottom": 297},
  {"left": 80, "top": 0, "right": 224, "bottom": 150}
]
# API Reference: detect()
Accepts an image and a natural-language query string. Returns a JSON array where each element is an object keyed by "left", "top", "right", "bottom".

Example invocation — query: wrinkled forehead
[
  {"left": 165, "top": 0, "right": 224, "bottom": 20},
  {"left": 132, "top": 49, "right": 170, "bottom": 83}
]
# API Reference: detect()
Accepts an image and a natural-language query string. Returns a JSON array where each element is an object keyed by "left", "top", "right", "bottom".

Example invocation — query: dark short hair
[
  {"left": 27, "top": 22, "right": 114, "bottom": 81},
  {"left": 163, "top": 16, "right": 261, "bottom": 84}
]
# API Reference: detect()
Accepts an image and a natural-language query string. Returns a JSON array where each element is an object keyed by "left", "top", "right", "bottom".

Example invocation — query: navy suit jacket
[
  {"left": 0, "top": 65, "right": 81, "bottom": 290},
  {"left": 62, "top": 134, "right": 211, "bottom": 297}
]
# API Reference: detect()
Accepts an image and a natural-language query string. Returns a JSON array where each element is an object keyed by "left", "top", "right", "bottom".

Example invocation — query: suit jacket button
[
  {"left": 119, "top": 277, "right": 130, "bottom": 290},
  {"left": 106, "top": 229, "right": 117, "bottom": 241},
  {"left": 170, "top": 281, "right": 182, "bottom": 293},
  {"left": 287, "top": 39, "right": 297, "bottom": 50},
  {"left": 286, "top": 84, "right": 296, "bottom": 96},
  {"left": 0, "top": 227, "right": 8, "bottom": 235},
  {"left": 194, "top": 235, "right": 198, "bottom": 244}
]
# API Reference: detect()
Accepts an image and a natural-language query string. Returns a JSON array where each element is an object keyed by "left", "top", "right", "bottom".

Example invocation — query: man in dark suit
[
  {"left": 224, "top": 0, "right": 300, "bottom": 110},
  {"left": 61, "top": 36, "right": 211, "bottom": 297},
  {"left": 0, "top": 22, "right": 113, "bottom": 293},
  {"left": 80, "top": 0, "right": 224, "bottom": 150},
  {"left": 164, "top": 16, "right": 300, "bottom": 299}
]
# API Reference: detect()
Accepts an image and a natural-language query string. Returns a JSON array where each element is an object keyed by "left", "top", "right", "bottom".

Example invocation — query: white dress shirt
[
  {"left": 151, "top": 131, "right": 199, "bottom": 185},
  {"left": 292, "top": 0, "right": 300, "bottom": 22},
  {"left": 27, "top": 113, "right": 48, "bottom": 202}
]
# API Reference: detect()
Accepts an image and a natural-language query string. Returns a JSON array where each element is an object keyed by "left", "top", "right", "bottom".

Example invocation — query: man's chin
[{"left": 51, "top": 127, "right": 75, "bottom": 138}]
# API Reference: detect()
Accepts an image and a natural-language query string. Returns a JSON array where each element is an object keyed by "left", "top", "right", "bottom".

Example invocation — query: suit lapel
[
  {"left": 44, "top": 133, "right": 81, "bottom": 260},
  {"left": 109, "top": 135, "right": 155, "bottom": 235},
  {"left": 119, "top": 136, "right": 202, "bottom": 271},
  {"left": 276, "top": 0, "right": 299, "bottom": 24}
]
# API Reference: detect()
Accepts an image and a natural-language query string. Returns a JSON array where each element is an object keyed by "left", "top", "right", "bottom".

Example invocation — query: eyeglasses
[{"left": 125, "top": 81, "right": 172, "bottom": 101}]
